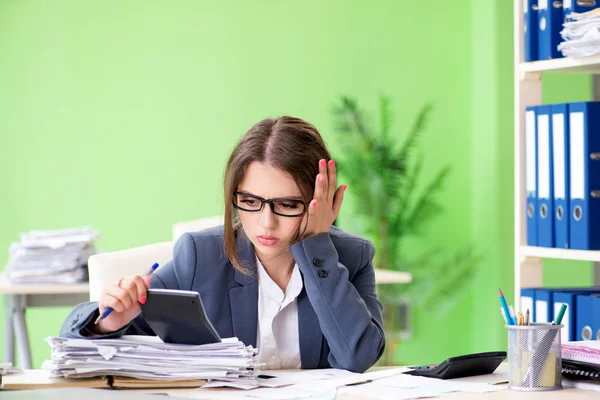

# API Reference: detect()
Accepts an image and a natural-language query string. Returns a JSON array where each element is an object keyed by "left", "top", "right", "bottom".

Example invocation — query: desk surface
[
  {"left": 2, "top": 368, "right": 599, "bottom": 399},
  {"left": 0, "top": 273, "right": 89, "bottom": 295},
  {"left": 121, "top": 385, "right": 600, "bottom": 399}
]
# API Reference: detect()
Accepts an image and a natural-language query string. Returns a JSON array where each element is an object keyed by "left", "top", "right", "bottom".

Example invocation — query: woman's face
[{"left": 236, "top": 161, "right": 307, "bottom": 260}]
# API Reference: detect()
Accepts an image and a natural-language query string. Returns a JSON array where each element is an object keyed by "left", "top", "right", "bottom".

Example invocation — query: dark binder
[{"left": 562, "top": 360, "right": 600, "bottom": 382}]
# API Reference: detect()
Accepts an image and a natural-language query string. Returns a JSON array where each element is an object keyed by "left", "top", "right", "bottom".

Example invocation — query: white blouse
[{"left": 255, "top": 256, "right": 303, "bottom": 369}]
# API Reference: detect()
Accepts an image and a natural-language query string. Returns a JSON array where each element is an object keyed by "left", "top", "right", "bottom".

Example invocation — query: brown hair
[{"left": 223, "top": 116, "right": 331, "bottom": 273}]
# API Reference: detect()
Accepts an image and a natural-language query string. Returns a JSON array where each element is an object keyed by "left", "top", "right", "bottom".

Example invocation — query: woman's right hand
[{"left": 94, "top": 275, "right": 151, "bottom": 334}]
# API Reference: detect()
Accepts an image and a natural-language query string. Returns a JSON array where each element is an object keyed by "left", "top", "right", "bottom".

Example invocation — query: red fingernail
[
  {"left": 312, "top": 200, "right": 318, "bottom": 206},
  {"left": 320, "top": 159, "right": 326, "bottom": 167},
  {"left": 139, "top": 296, "right": 146, "bottom": 304},
  {"left": 343, "top": 185, "right": 348, "bottom": 191},
  {"left": 329, "top": 160, "right": 335, "bottom": 167}
]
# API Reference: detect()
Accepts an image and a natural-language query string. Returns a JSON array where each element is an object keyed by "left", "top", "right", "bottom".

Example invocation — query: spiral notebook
[{"left": 561, "top": 341, "right": 600, "bottom": 383}]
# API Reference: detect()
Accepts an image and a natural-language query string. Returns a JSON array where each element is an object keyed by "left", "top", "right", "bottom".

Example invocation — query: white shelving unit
[{"left": 514, "top": 2, "right": 600, "bottom": 307}]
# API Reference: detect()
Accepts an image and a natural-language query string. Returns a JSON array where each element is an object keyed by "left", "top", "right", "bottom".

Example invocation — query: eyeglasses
[{"left": 232, "top": 191, "right": 307, "bottom": 217}]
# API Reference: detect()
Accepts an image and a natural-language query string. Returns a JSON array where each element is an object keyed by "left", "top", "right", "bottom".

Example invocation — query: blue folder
[
  {"left": 551, "top": 104, "right": 570, "bottom": 249},
  {"left": 526, "top": 106, "right": 538, "bottom": 246},
  {"left": 537, "top": 105, "right": 554, "bottom": 247},
  {"left": 575, "top": 294, "right": 600, "bottom": 341},
  {"left": 520, "top": 288, "right": 536, "bottom": 322},
  {"left": 553, "top": 290, "right": 600, "bottom": 342},
  {"left": 535, "top": 286, "right": 600, "bottom": 324},
  {"left": 535, "top": 289, "right": 553, "bottom": 322},
  {"left": 524, "top": 0, "right": 539, "bottom": 61},
  {"left": 538, "top": 0, "right": 563, "bottom": 60},
  {"left": 569, "top": 102, "right": 600, "bottom": 250},
  {"left": 564, "top": 0, "right": 599, "bottom": 24}
]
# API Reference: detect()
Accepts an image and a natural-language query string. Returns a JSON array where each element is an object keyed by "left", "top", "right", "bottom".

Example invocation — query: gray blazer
[{"left": 60, "top": 226, "right": 385, "bottom": 372}]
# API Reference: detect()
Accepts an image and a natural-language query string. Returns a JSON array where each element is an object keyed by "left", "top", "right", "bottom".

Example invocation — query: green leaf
[{"left": 403, "top": 166, "right": 450, "bottom": 235}]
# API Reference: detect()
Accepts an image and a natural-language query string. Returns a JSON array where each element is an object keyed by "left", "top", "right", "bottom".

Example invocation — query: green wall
[{"left": 0, "top": 0, "right": 593, "bottom": 369}]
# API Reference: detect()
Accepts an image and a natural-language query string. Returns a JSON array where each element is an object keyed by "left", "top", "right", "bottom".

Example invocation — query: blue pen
[
  {"left": 498, "top": 288, "right": 515, "bottom": 325},
  {"left": 94, "top": 262, "right": 159, "bottom": 325}
]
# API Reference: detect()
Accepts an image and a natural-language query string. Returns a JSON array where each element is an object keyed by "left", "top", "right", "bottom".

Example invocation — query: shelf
[
  {"left": 519, "top": 55, "right": 600, "bottom": 75},
  {"left": 520, "top": 246, "right": 600, "bottom": 262}
]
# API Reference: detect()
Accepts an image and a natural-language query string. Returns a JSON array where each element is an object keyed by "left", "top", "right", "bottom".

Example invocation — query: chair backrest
[
  {"left": 88, "top": 241, "right": 174, "bottom": 301},
  {"left": 172, "top": 215, "right": 224, "bottom": 241}
]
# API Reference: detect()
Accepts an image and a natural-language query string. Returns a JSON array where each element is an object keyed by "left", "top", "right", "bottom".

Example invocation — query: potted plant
[{"left": 331, "top": 96, "right": 480, "bottom": 365}]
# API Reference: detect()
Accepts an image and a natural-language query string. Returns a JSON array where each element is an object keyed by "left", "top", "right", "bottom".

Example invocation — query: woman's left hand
[{"left": 302, "top": 159, "right": 347, "bottom": 239}]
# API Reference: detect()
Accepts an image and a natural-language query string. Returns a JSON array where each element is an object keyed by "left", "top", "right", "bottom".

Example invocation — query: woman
[{"left": 61, "top": 116, "right": 385, "bottom": 373}]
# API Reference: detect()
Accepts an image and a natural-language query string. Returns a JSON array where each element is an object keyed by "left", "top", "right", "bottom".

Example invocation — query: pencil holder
[{"left": 506, "top": 323, "right": 563, "bottom": 391}]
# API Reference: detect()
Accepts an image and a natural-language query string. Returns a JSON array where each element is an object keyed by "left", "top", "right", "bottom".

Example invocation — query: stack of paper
[
  {"left": 43, "top": 335, "right": 259, "bottom": 386},
  {"left": 559, "top": 9, "right": 600, "bottom": 57},
  {"left": 0, "top": 362, "right": 22, "bottom": 375},
  {"left": 7, "top": 227, "right": 98, "bottom": 283}
]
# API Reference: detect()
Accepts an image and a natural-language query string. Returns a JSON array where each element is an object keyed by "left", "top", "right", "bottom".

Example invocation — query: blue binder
[
  {"left": 538, "top": 0, "right": 563, "bottom": 60},
  {"left": 569, "top": 102, "right": 600, "bottom": 250},
  {"left": 526, "top": 106, "right": 538, "bottom": 246},
  {"left": 552, "top": 290, "right": 600, "bottom": 342},
  {"left": 535, "top": 289, "right": 553, "bottom": 322},
  {"left": 551, "top": 104, "right": 570, "bottom": 249},
  {"left": 575, "top": 294, "right": 600, "bottom": 341},
  {"left": 564, "top": 0, "right": 599, "bottom": 24},
  {"left": 525, "top": 0, "right": 539, "bottom": 61},
  {"left": 537, "top": 106, "right": 554, "bottom": 247},
  {"left": 534, "top": 286, "right": 600, "bottom": 323},
  {"left": 520, "top": 288, "right": 536, "bottom": 322}
]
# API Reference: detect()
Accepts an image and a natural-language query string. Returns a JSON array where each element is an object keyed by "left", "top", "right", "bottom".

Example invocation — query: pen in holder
[{"left": 506, "top": 323, "right": 563, "bottom": 391}]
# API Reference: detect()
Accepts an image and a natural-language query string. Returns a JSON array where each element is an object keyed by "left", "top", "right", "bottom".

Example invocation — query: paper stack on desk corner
[
  {"left": 7, "top": 226, "right": 99, "bottom": 284},
  {"left": 0, "top": 362, "right": 22, "bottom": 375},
  {"left": 44, "top": 335, "right": 259, "bottom": 387}
]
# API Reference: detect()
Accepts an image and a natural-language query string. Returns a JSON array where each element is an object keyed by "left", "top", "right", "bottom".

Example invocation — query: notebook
[
  {"left": 561, "top": 341, "right": 600, "bottom": 383},
  {"left": 562, "top": 341, "right": 600, "bottom": 365}
]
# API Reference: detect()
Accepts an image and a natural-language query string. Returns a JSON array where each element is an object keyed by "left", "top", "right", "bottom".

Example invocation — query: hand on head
[{"left": 302, "top": 159, "right": 347, "bottom": 240}]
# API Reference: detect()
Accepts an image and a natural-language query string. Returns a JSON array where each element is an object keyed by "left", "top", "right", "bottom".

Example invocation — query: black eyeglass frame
[{"left": 232, "top": 191, "right": 307, "bottom": 218}]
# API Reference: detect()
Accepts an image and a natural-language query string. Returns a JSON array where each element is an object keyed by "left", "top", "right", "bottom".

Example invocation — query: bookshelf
[{"left": 513, "top": 2, "right": 600, "bottom": 307}]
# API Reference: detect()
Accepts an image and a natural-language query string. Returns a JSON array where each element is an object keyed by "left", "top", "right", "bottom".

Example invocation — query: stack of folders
[
  {"left": 7, "top": 227, "right": 98, "bottom": 284},
  {"left": 559, "top": 8, "right": 600, "bottom": 57},
  {"left": 520, "top": 287, "right": 600, "bottom": 342},
  {"left": 43, "top": 335, "right": 259, "bottom": 389},
  {"left": 523, "top": 0, "right": 599, "bottom": 61},
  {"left": 561, "top": 341, "right": 600, "bottom": 390},
  {"left": 524, "top": 102, "right": 600, "bottom": 250}
]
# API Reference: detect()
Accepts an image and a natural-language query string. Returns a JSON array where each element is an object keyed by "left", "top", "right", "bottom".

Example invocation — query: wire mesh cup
[{"left": 506, "top": 323, "right": 563, "bottom": 391}]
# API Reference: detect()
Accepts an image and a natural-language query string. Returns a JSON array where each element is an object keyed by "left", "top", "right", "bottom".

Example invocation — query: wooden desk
[
  {"left": 0, "top": 273, "right": 89, "bottom": 369},
  {"left": 2, "top": 367, "right": 599, "bottom": 399}
]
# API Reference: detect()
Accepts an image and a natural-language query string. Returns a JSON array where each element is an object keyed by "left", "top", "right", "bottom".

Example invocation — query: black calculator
[{"left": 406, "top": 351, "right": 507, "bottom": 380}]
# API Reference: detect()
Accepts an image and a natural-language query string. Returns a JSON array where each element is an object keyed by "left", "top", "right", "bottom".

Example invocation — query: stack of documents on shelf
[
  {"left": 6, "top": 227, "right": 98, "bottom": 283},
  {"left": 0, "top": 362, "right": 22, "bottom": 375},
  {"left": 559, "top": 9, "right": 600, "bottom": 57},
  {"left": 43, "top": 335, "right": 258, "bottom": 388}
]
